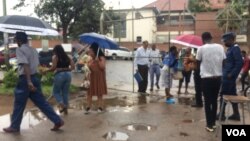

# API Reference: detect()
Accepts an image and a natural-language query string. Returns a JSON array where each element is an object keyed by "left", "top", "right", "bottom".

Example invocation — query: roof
[
  {"left": 144, "top": 0, "right": 225, "bottom": 12},
  {"left": 110, "top": 7, "right": 160, "bottom": 14},
  {"left": 144, "top": 0, "right": 188, "bottom": 12}
]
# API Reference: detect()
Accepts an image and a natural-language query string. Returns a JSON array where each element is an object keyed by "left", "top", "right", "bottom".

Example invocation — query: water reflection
[
  {"left": 0, "top": 109, "right": 48, "bottom": 132},
  {"left": 103, "top": 131, "right": 129, "bottom": 141},
  {"left": 125, "top": 124, "right": 157, "bottom": 131}
]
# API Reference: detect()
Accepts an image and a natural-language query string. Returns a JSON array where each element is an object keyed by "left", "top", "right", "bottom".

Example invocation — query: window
[
  {"left": 120, "top": 48, "right": 129, "bottom": 52},
  {"left": 136, "top": 36, "right": 142, "bottom": 43},
  {"left": 156, "top": 35, "right": 177, "bottom": 43},
  {"left": 114, "top": 13, "right": 126, "bottom": 38}
]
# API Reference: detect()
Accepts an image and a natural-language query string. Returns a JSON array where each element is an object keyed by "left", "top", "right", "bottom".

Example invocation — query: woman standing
[
  {"left": 162, "top": 46, "right": 178, "bottom": 100},
  {"left": 46, "top": 45, "right": 75, "bottom": 115},
  {"left": 85, "top": 42, "right": 107, "bottom": 114}
]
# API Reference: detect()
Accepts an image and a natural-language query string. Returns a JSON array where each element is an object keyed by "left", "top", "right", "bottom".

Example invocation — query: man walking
[
  {"left": 3, "top": 32, "right": 64, "bottom": 133},
  {"left": 217, "top": 32, "right": 243, "bottom": 121},
  {"left": 196, "top": 32, "right": 225, "bottom": 132},
  {"left": 135, "top": 41, "right": 150, "bottom": 93},
  {"left": 149, "top": 44, "right": 162, "bottom": 91}
]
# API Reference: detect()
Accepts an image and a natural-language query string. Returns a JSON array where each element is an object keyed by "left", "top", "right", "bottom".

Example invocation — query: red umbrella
[{"left": 170, "top": 34, "right": 203, "bottom": 48}]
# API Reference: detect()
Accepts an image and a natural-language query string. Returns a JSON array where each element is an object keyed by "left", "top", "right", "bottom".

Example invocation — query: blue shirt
[
  {"left": 163, "top": 52, "right": 178, "bottom": 71},
  {"left": 223, "top": 44, "right": 243, "bottom": 79}
]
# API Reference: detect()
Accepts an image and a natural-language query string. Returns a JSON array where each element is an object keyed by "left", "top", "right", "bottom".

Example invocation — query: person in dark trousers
[
  {"left": 196, "top": 32, "right": 225, "bottom": 132},
  {"left": 3, "top": 32, "right": 64, "bottom": 133},
  {"left": 240, "top": 50, "right": 250, "bottom": 92},
  {"left": 191, "top": 58, "right": 203, "bottom": 108},
  {"left": 217, "top": 32, "right": 243, "bottom": 121},
  {"left": 134, "top": 41, "right": 150, "bottom": 93}
]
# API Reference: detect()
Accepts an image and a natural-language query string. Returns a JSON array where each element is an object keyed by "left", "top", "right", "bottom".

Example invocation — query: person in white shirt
[
  {"left": 134, "top": 41, "right": 150, "bottom": 93},
  {"left": 149, "top": 44, "right": 162, "bottom": 91},
  {"left": 196, "top": 32, "right": 226, "bottom": 132}
]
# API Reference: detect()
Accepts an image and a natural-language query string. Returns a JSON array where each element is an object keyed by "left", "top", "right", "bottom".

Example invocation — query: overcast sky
[{"left": 0, "top": 0, "right": 155, "bottom": 16}]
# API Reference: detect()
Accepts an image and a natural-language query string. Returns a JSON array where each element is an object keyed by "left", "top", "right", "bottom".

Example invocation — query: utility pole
[{"left": 3, "top": 0, "right": 10, "bottom": 68}]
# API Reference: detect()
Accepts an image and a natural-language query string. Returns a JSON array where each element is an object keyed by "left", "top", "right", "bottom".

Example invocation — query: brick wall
[
  {"left": 30, "top": 39, "right": 62, "bottom": 48},
  {"left": 195, "top": 12, "right": 223, "bottom": 43}
]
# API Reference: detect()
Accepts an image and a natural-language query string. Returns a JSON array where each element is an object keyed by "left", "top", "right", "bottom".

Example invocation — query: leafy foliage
[
  {"left": 3, "top": 69, "right": 18, "bottom": 88},
  {"left": 14, "top": 0, "right": 115, "bottom": 42},
  {"left": 216, "top": 0, "right": 248, "bottom": 32},
  {"left": 188, "top": 0, "right": 211, "bottom": 13}
]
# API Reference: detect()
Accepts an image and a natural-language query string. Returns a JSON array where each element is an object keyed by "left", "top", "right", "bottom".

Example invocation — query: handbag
[
  {"left": 81, "top": 80, "right": 90, "bottom": 89},
  {"left": 173, "top": 71, "right": 183, "bottom": 80}
]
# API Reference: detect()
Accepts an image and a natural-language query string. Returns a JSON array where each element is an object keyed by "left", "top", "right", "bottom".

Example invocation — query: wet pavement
[
  {"left": 0, "top": 60, "right": 249, "bottom": 141},
  {"left": 0, "top": 89, "right": 249, "bottom": 141}
]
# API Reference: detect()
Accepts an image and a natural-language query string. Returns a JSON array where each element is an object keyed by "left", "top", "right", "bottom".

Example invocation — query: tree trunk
[
  {"left": 247, "top": 2, "right": 250, "bottom": 50},
  {"left": 62, "top": 25, "right": 68, "bottom": 43}
]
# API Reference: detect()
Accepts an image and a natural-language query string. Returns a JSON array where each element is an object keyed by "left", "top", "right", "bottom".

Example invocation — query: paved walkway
[{"left": 1, "top": 89, "right": 249, "bottom": 141}]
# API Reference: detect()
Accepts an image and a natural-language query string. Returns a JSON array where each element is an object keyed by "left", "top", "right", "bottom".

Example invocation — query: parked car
[
  {"left": 9, "top": 48, "right": 53, "bottom": 69},
  {"left": 0, "top": 47, "right": 17, "bottom": 65},
  {"left": 105, "top": 47, "right": 132, "bottom": 60}
]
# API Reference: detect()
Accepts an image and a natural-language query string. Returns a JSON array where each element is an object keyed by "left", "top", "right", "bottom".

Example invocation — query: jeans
[
  {"left": 11, "top": 75, "right": 62, "bottom": 130},
  {"left": 202, "top": 77, "right": 221, "bottom": 127},
  {"left": 53, "top": 71, "right": 72, "bottom": 106},
  {"left": 149, "top": 64, "right": 161, "bottom": 88},
  {"left": 138, "top": 65, "right": 149, "bottom": 93}
]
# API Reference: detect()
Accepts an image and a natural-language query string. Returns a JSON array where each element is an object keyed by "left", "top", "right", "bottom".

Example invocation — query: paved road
[{"left": 73, "top": 60, "right": 195, "bottom": 94}]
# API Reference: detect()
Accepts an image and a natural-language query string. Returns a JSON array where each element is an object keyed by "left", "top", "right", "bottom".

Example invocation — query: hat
[
  {"left": 15, "top": 32, "right": 28, "bottom": 42},
  {"left": 222, "top": 32, "right": 236, "bottom": 42}
]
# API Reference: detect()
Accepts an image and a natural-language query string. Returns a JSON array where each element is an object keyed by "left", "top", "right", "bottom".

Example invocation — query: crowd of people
[
  {"left": 134, "top": 32, "right": 246, "bottom": 132},
  {"left": 2, "top": 31, "right": 248, "bottom": 134}
]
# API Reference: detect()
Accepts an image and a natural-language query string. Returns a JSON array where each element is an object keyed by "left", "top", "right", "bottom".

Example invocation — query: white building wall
[{"left": 111, "top": 9, "right": 156, "bottom": 44}]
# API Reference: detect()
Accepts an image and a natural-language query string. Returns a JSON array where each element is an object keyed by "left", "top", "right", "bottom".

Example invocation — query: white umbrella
[{"left": 0, "top": 15, "right": 59, "bottom": 36}]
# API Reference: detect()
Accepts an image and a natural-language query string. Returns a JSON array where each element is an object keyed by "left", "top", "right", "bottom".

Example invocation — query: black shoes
[
  {"left": 216, "top": 114, "right": 226, "bottom": 121},
  {"left": 228, "top": 114, "right": 241, "bottom": 121},
  {"left": 156, "top": 84, "right": 160, "bottom": 89},
  {"left": 216, "top": 114, "right": 240, "bottom": 121}
]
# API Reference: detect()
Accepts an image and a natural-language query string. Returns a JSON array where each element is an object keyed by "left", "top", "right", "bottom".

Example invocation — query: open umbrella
[
  {"left": 79, "top": 32, "right": 119, "bottom": 50},
  {"left": 0, "top": 15, "right": 58, "bottom": 36},
  {"left": 170, "top": 34, "right": 203, "bottom": 48}
]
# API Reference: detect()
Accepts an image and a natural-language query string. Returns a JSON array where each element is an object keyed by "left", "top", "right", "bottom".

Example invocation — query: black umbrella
[{"left": 0, "top": 15, "right": 58, "bottom": 36}]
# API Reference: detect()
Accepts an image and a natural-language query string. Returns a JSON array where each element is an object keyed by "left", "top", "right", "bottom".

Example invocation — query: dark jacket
[{"left": 223, "top": 44, "right": 243, "bottom": 80}]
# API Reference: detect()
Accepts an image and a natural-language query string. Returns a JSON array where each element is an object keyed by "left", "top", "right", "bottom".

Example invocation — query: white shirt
[
  {"left": 196, "top": 43, "right": 226, "bottom": 78},
  {"left": 149, "top": 49, "right": 162, "bottom": 65},
  {"left": 134, "top": 47, "right": 150, "bottom": 67}
]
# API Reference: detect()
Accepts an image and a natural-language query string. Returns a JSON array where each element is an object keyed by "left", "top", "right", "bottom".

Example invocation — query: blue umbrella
[{"left": 79, "top": 32, "right": 119, "bottom": 49}]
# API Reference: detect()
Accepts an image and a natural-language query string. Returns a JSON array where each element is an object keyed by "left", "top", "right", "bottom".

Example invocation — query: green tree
[
  {"left": 69, "top": 0, "right": 104, "bottom": 38},
  {"left": 14, "top": 0, "right": 85, "bottom": 43},
  {"left": 188, "top": 0, "right": 211, "bottom": 13}
]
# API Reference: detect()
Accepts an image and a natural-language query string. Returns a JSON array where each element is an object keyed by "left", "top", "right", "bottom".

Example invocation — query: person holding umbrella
[
  {"left": 3, "top": 32, "right": 64, "bottom": 133},
  {"left": 85, "top": 42, "right": 107, "bottom": 114}
]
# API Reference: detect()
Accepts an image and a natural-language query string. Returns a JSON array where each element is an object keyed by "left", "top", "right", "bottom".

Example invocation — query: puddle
[
  {"left": 182, "top": 119, "right": 195, "bottom": 123},
  {"left": 179, "top": 132, "right": 189, "bottom": 137},
  {"left": 0, "top": 109, "right": 57, "bottom": 132},
  {"left": 69, "top": 95, "right": 163, "bottom": 111},
  {"left": 103, "top": 131, "right": 129, "bottom": 141},
  {"left": 177, "top": 97, "right": 193, "bottom": 105},
  {"left": 124, "top": 123, "right": 157, "bottom": 131}
]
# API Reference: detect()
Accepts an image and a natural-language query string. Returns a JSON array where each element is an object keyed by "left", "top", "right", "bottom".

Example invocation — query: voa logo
[{"left": 226, "top": 129, "right": 247, "bottom": 136}]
